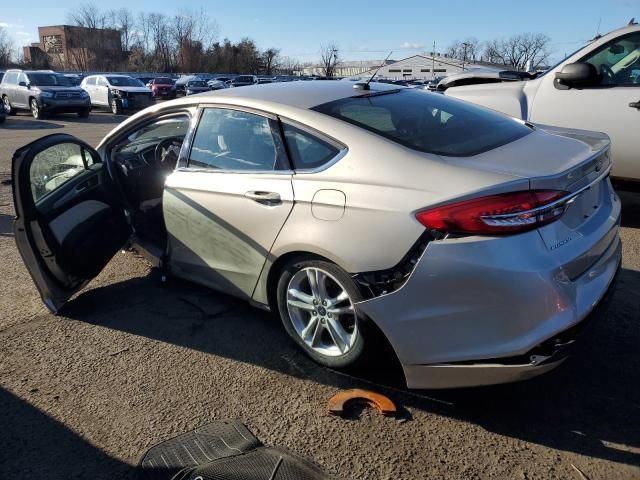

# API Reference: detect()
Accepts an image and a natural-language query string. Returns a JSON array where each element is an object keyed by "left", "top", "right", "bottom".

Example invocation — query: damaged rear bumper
[{"left": 355, "top": 214, "right": 621, "bottom": 389}]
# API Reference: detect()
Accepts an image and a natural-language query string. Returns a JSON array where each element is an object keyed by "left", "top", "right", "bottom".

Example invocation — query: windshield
[
  {"left": 236, "top": 76, "right": 254, "bottom": 82},
  {"left": 313, "top": 89, "right": 531, "bottom": 157},
  {"left": 154, "top": 78, "right": 172, "bottom": 84},
  {"left": 28, "top": 73, "right": 73, "bottom": 87},
  {"left": 189, "top": 81, "right": 207, "bottom": 87},
  {"left": 107, "top": 76, "right": 144, "bottom": 87}
]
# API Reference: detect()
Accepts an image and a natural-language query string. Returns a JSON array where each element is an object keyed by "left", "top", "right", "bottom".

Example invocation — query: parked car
[
  {"left": 257, "top": 77, "right": 275, "bottom": 84},
  {"left": 206, "top": 79, "right": 227, "bottom": 91},
  {"left": 11, "top": 82, "right": 620, "bottom": 389},
  {"left": 1, "top": 69, "right": 91, "bottom": 119},
  {"left": 426, "top": 76, "right": 446, "bottom": 91},
  {"left": 184, "top": 79, "right": 210, "bottom": 95},
  {"left": 445, "top": 22, "right": 640, "bottom": 182},
  {"left": 150, "top": 77, "right": 177, "bottom": 99},
  {"left": 174, "top": 75, "right": 199, "bottom": 95},
  {"left": 230, "top": 75, "right": 258, "bottom": 87},
  {"left": 81, "top": 74, "right": 153, "bottom": 115},
  {"left": 63, "top": 74, "right": 83, "bottom": 86}
]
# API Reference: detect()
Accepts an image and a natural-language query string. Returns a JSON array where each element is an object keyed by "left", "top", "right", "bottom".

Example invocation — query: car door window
[
  {"left": 18, "top": 73, "right": 28, "bottom": 85},
  {"left": 97, "top": 77, "right": 108, "bottom": 87},
  {"left": 30, "top": 142, "right": 97, "bottom": 204},
  {"left": 86, "top": 77, "right": 96, "bottom": 86},
  {"left": 282, "top": 123, "right": 341, "bottom": 170},
  {"left": 582, "top": 32, "right": 640, "bottom": 85},
  {"left": 189, "top": 108, "right": 287, "bottom": 171}
]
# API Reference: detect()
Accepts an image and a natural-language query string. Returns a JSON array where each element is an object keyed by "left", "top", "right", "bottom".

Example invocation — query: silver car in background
[{"left": 12, "top": 82, "right": 621, "bottom": 388}]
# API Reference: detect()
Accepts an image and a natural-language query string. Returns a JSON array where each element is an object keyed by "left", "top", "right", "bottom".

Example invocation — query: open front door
[{"left": 12, "top": 133, "right": 131, "bottom": 313}]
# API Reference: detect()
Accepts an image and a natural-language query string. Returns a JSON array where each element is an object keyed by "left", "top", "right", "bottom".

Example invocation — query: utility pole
[
  {"left": 461, "top": 41, "right": 470, "bottom": 72},
  {"left": 432, "top": 41, "right": 436, "bottom": 79}
]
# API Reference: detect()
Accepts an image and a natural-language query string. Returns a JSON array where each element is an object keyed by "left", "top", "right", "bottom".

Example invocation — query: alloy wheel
[
  {"left": 3, "top": 96, "right": 11, "bottom": 114},
  {"left": 286, "top": 267, "right": 357, "bottom": 357},
  {"left": 30, "top": 99, "right": 39, "bottom": 119}
]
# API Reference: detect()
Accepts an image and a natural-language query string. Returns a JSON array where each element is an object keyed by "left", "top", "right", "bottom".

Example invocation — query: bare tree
[
  {"left": 319, "top": 43, "right": 340, "bottom": 77},
  {"left": 67, "top": 3, "right": 107, "bottom": 29},
  {"left": 262, "top": 48, "right": 280, "bottom": 75},
  {"left": 446, "top": 37, "right": 479, "bottom": 62},
  {"left": 0, "top": 26, "right": 14, "bottom": 67},
  {"left": 109, "top": 8, "right": 136, "bottom": 51},
  {"left": 483, "top": 33, "right": 550, "bottom": 70}
]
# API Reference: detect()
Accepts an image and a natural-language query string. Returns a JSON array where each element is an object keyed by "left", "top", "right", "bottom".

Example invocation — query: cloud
[
  {"left": 400, "top": 42, "right": 425, "bottom": 49},
  {"left": 16, "top": 32, "right": 30, "bottom": 36},
  {"left": 0, "top": 22, "right": 11, "bottom": 28}
]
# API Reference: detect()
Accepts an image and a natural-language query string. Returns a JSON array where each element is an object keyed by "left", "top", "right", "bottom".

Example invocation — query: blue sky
[{"left": 1, "top": 0, "right": 639, "bottom": 63}]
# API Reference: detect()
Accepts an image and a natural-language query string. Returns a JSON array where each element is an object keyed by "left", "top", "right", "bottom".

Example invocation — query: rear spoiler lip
[{"left": 532, "top": 123, "right": 611, "bottom": 153}]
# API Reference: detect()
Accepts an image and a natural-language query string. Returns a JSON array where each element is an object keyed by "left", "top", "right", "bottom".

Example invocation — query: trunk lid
[{"left": 443, "top": 125, "right": 617, "bottom": 278}]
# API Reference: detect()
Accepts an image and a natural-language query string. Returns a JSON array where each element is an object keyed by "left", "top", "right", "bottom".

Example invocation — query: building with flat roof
[
  {"left": 23, "top": 25, "right": 124, "bottom": 71},
  {"left": 303, "top": 54, "right": 504, "bottom": 80}
]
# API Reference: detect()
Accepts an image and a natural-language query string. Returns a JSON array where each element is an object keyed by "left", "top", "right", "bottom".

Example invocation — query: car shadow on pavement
[
  {"left": 60, "top": 265, "right": 640, "bottom": 469},
  {"left": 63, "top": 113, "right": 130, "bottom": 124},
  {"left": 0, "top": 387, "right": 136, "bottom": 479},
  {"left": 1, "top": 118, "right": 62, "bottom": 130}
]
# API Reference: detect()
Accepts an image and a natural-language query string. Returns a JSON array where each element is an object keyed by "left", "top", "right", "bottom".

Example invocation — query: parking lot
[{"left": 1, "top": 111, "right": 639, "bottom": 479}]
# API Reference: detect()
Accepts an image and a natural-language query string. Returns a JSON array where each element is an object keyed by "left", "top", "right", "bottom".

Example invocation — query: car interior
[{"left": 109, "top": 115, "right": 190, "bottom": 248}]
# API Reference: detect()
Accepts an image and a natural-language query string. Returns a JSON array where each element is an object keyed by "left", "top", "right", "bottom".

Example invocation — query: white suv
[{"left": 80, "top": 74, "right": 153, "bottom": 115}]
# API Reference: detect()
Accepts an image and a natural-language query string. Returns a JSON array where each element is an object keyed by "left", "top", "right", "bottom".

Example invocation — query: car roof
[{"left": 171, "top": 80, "right": 400, "bottom": 110}]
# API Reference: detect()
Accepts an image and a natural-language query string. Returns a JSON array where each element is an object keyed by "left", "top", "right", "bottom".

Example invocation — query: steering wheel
[
  {"left": 600, "top": 64, "right": 615, "bottom": 83},
  {"left": 154, "top": 138, "right": 182, "bottom": 170}
]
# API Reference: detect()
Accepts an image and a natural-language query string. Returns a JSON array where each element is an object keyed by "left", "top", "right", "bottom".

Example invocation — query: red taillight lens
[{"left": 416, "top": 190, "right": 569, "bottom": 235}]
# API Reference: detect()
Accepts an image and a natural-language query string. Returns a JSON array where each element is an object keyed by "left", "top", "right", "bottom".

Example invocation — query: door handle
[
  {"left": 244, "top": 191, "right": 282, "bottom": 205},
  {"left": 629, "top": 101, "right": 640, "bottom": 109}
]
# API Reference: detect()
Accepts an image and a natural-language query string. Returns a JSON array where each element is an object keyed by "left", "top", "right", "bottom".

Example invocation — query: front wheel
[
  {"left": 77, "top": 107, "right": 90, "bottom": 118},
  {"left": 111, "top": 98, "right": 123, "bottom": 115},
  {"left": 30, "top": 98, "right": 45, "bottom": 119},
  {"left": 276, "top": 259, "right": 366, "bottom": 368}
]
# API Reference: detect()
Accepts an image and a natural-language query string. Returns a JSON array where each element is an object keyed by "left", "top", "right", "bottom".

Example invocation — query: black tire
[
  {"left": 276, "top": 258, "right": 367, "bottom": 368},
  {"left": 77, "top": 107, "right": 90, "bottom": 118},
  {"left": 30, "top": 98, "right": 45, "bottom": 119},
  {"left": 0, "top": 114, "right": 5, "bottom": 124},
  {"left": 111, "top": 98, "right": 123, "bottom": 115},
  {"left": 3, "top": 96, "right": 16, "bottom": 115}
]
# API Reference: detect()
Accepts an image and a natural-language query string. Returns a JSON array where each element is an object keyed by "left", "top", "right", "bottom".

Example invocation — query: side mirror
[
  {"left": 555, "top": 62, "right": 600, "bottom": 89},
  {"left": 18, "top": 81, "right": 28, "bottom": 88}
]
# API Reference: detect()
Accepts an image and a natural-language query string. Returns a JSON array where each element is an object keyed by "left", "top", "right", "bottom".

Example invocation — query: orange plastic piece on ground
[{"left": 327, "top": 388, "right": 397, "bottom": 417}]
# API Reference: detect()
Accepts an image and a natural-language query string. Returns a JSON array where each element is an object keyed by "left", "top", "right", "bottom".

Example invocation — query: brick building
[{"left": 23, "top": 25, "right": 124, "bottom": 71}]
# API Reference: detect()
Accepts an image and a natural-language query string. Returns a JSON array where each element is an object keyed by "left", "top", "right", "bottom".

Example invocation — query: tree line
[
  {"left": 446, "top": 33, "right": 551, "bottom": 71},
  {"left": 7, "top": 3, "right": 303, "bottom": 74}
]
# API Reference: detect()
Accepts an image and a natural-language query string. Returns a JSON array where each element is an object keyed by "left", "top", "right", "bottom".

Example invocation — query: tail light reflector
[{"left": 416, "top": 190, "right": 570, "bottom": 235}]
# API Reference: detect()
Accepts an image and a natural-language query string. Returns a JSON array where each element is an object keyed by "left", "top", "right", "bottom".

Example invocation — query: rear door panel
[{"left": 164, "top": 171, "right": 293, "bottom": 299}]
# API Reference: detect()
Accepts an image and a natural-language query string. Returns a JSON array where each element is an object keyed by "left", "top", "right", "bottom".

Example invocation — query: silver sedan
[{"left": 12, "top": 81, "right": 621, "bottom": 388}]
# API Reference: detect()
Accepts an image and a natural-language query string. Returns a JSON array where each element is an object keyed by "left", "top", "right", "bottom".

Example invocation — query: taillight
[{"left": 415, "top": 190, "right": 569, "bottom": 235}]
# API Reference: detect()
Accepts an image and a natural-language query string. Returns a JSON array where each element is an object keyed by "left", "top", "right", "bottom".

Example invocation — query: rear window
[{"left": 312, "top": 89, "right": 531, "bottom": 157}]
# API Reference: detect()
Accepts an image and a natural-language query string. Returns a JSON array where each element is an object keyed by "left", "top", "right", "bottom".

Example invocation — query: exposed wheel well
[
  {"left": 266, "top": 251, "right": 328, "bottom": 312},
  {"left": 265, "top": 250, "right": 403, "bottom": 379}
]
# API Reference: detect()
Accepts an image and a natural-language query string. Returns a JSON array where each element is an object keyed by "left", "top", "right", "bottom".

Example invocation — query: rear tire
[
  {"left": 276, "top": 258, "right": 367, "bottom": 368},
  {"left": 77, "top": 107, "right": 90, "bottom": 118},
  {"left": 111, "top": 98, "right": 123, "bottom": 115}
]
